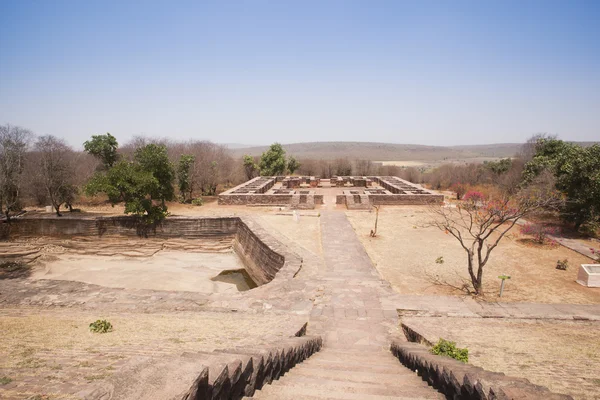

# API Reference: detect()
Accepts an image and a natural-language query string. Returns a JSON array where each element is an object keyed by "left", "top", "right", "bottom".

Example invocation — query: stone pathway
[{"left": 249, "top": 211, "right": 444, "bottom": 398}]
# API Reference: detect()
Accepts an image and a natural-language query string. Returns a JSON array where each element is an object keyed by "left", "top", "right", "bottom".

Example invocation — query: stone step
[
  {"left": 287, "top": 364, "right": 428, "bottom": 386},
  {"left": 308, "top": 349, "right": 401, "bottom": 362},
  {"left": 251, "top": 383, "right": 442, "bottom": 400},
  {"left": 299, "top": 358, "right": 413, "bottom": 373},
  {"left": 262, "top": 375, "right": 443, "bottom": 398}
]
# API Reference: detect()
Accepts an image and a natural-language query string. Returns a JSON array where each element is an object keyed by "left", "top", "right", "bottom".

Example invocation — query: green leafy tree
[
  {"left": 134, "top": 144, "right": 175, "bottom": 205},
  {"left": 523, "top": 139, "right": 600, "bottom": 230},
  {"left": 83, "top": 133, "right": 119, "bottom": 169},
  {"left": 176, "top": 154, "right": 195, "bottom": 202},
  {"left": 259, "top": 143, "right": 287, "bottom": 176},
  {"left": 484, "top": 158, "right": 512, "bottom": 175},
  {"left": 243, "top": 155, "right": 258, "bottom": 180},
  {"left": 287, "top": 156, "right": 300, "bottom": 175},
  {"left": 85, "top": 144, "right": 175, "bottom": 223}
]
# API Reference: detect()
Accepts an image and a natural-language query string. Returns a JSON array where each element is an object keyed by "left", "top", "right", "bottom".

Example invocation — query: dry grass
[
  {"left": 0, "top": 307, "right": 299, "bottom": 398},
  {"left": 347, "top": 206, "right": 600, "bottom": 303},
  {"left": 403, "top": 317, "right": 600, "bottom": 399}
]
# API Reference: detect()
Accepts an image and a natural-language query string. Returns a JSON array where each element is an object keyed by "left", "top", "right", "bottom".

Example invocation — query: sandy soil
[
  {"left": 257, "top": 214, "right": 323, "bottom": 256},
  {"left": 32, "top": 251, "right": 246, "bottom": 293},
  {"left": 0, "top": 307, "right": 301, "bottom": 399},
  {"left": 347, "top": 206, "right": 600, "bottom": 304},
  {"left": 403, "top": 316, "right": 600, "bottom": 399}
]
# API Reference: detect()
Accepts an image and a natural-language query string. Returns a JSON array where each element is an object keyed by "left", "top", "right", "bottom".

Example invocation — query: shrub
[
  {"left": 579, "top": 222, "right": 599, "bottom": 238},
  {"left": 191, "top": 198, "right": 204, "bottom": 206},
  {"left": 462, "top": 190, "right": 485, "bottom": 203},
  {"left": 435, "top": 256, "right": 444, "bottom": 264},
  {"left": 590, "top": 248, "right": 600, "bottom": 263},
  {"left": 89, "top": 319, "right": 113, "bottom": 333},
  {"left": 556, "top": 259, "right": 569, "bottom": 270},
  {"left": 0, "top": 376, "right": 12, "bottom": 385},
  {"left": 431, "top": 338, "right": 468, "bottom": 363},
  {"left": 450, "top": 183, "right": 468, "bottom": 200},
  {"left": 519, "top": 223, "right": 560, "bottom": 245}
]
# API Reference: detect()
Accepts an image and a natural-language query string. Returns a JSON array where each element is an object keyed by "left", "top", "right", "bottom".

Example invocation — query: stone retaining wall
[
  {"left": 390, "top": 340, "right": 573, "bottom": 400},
  {"left": 180, "top": 335, "right": 322, "bottom": 400}
]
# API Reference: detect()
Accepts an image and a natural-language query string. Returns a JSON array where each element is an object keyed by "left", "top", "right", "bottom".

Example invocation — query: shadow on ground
[{"left": 0, "top": 261, "right": 32, "bottom": 279}]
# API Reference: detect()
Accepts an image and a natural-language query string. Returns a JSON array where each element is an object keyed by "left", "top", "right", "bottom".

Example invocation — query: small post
[{"left": 498, "top": 274, "right": 511, "bottom": 297}]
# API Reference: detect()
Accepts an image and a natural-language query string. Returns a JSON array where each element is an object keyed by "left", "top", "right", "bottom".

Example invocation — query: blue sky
[{"left": 1, "top": 0, "right": 598, "bottom": 148}]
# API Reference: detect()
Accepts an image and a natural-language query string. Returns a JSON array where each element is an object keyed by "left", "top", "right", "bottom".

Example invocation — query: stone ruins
[{"left": 218, "top": 176, "right": 444, "bottom": 209}]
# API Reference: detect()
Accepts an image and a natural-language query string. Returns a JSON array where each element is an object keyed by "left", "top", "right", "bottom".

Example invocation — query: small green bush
[
  {"left": 435, "top": 256, "right": 444, "bottom": 264},
  {"left": 0, "top": 376, "right": 12, "bottom": 385},
  {"left": 89, "top": 319, "right": 113, "bottom": 333},
  {"left": 556, "top": 259, "right": 569, "bottom": 270},
  {"left": 191, "top": 198, "right": 204, "bottom": 206},
  {"left": 431, "top": 338, "right": 468, "bottom": 363}
]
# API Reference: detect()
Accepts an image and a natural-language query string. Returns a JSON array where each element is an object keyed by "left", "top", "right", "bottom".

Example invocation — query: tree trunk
[
  {"left": 467, "top": 251, "right": 479, "bottom": 294},
  {"left": 54, "top": 204, "right": 62, "bottom": 217}
]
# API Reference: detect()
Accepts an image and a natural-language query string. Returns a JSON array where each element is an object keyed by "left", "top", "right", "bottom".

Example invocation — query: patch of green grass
[
  {"left": 89, "top": 319, "right": 113, "bottom": 333},
  {"left": 17, "top": 358, "right": 46, "bottom": 369},
  {"left": 20, "top": 348, "right": 36, "bottom": 357},
  {"left": 0, "top": 376, "right": 13, "bottom": 385},
  {"left": 431, "top": 338, "right": 468, "bottom": 363},
  {"left": 84, "top": 373, "right": 109, "bottom": 382},
  {"left": 168, "top": 338, "right": 183, "bottom": 344}
]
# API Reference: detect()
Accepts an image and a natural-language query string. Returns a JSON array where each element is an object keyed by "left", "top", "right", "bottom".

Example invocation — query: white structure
[{"left": 576, "top": 264, "right": 600, "bottom": 288}]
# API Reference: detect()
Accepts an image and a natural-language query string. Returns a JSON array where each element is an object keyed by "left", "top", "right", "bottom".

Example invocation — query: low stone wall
[
  {"left": 180, "top": 335, "right": 322, "bottom": 400},
  {"left": 370, "top": 194, "right": 443, "bottom": 205},
  {"left": 3, "top": 215, "right": 299, "bottom": 288},
  {"left": 336, "top": 194, "right": 443, "bottom": 205},
  {"left": 390, "top": 340, "right": 573, "bottom": 400},
  {"left": 219, "top": 194, "right": 293, "bottom": 206},
  {"left": 2, "top": 216, "right": 239, "bottom": 239}
]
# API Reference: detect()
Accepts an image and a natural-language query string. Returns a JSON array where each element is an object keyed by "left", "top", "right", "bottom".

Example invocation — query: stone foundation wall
[
  {"left": 336, "top": 194, "right": 443, "bottom": 205},
  {"left": 390, "top": 340, "right": 573, "bottom": 400},
  {"left": 219, "top": 194, "right": 293, "bottom": 206},
  {"left": 370, "top": 194, "right": 443, "bottom": 205}
]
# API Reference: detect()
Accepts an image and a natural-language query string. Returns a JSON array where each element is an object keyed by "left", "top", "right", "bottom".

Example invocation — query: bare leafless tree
[
  {"left": 428, "top": 184, "right": 562, "bottom": 295},
  {"left": 35, "top": 135, "right": 77, "bottom": 216},
  {"left": 0, "top": 124, "right": 32, "bottom": 221}
]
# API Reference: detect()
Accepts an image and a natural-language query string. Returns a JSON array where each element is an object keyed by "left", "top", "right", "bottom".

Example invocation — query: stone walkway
[{"left": 250, "top": 211, "right": 444, "bottom": 398}]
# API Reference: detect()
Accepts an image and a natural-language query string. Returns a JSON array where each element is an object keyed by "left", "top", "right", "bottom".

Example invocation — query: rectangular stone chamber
[{"left": 576, "top": 264, "right": 600, "bottom": 287}]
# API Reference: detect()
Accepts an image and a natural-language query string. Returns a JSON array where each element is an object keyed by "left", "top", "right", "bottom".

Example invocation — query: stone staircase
[{"left": 246, "top": 347, "right": 445, "bottom": 399}]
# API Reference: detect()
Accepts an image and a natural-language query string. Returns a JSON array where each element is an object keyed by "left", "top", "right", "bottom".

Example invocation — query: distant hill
[
  {"left": 229, "top": 141, "right": 597, "bottom": 163},
  {"left": 229, "top": 141, "right": 521, "bottom": 162}
]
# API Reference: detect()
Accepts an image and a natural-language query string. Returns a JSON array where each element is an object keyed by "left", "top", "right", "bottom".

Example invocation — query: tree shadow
[{"left": 0, "top": 261, "right": 32, "bottom": 279}]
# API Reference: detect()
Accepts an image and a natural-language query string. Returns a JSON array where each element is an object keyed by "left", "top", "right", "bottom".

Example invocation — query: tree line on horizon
[{"left": 1, "top": 124, "right": 598, "bottom": 233}]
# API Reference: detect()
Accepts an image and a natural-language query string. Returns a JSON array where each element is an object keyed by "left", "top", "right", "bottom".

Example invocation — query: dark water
[{"left": 211, "top": 268, "right": 258, "bottom": 291}]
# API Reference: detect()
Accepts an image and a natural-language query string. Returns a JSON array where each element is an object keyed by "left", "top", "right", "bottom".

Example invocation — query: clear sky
[{"left": 1, "top": 0, "right": 598, "bottom": 148}]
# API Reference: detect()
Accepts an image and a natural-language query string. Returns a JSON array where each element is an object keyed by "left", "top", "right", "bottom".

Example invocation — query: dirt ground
[
  {"left": 32, "top": 251, "right": 246, "bottom": 293},
  {"left": 402, "top": 316, "right": 600, "bottom": 400},
  {"left": 347, "top": 206, "right": 600, "bottom": 304},
  {"left": 0, "top": 307, "right": 300, "bottom": 399}
]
